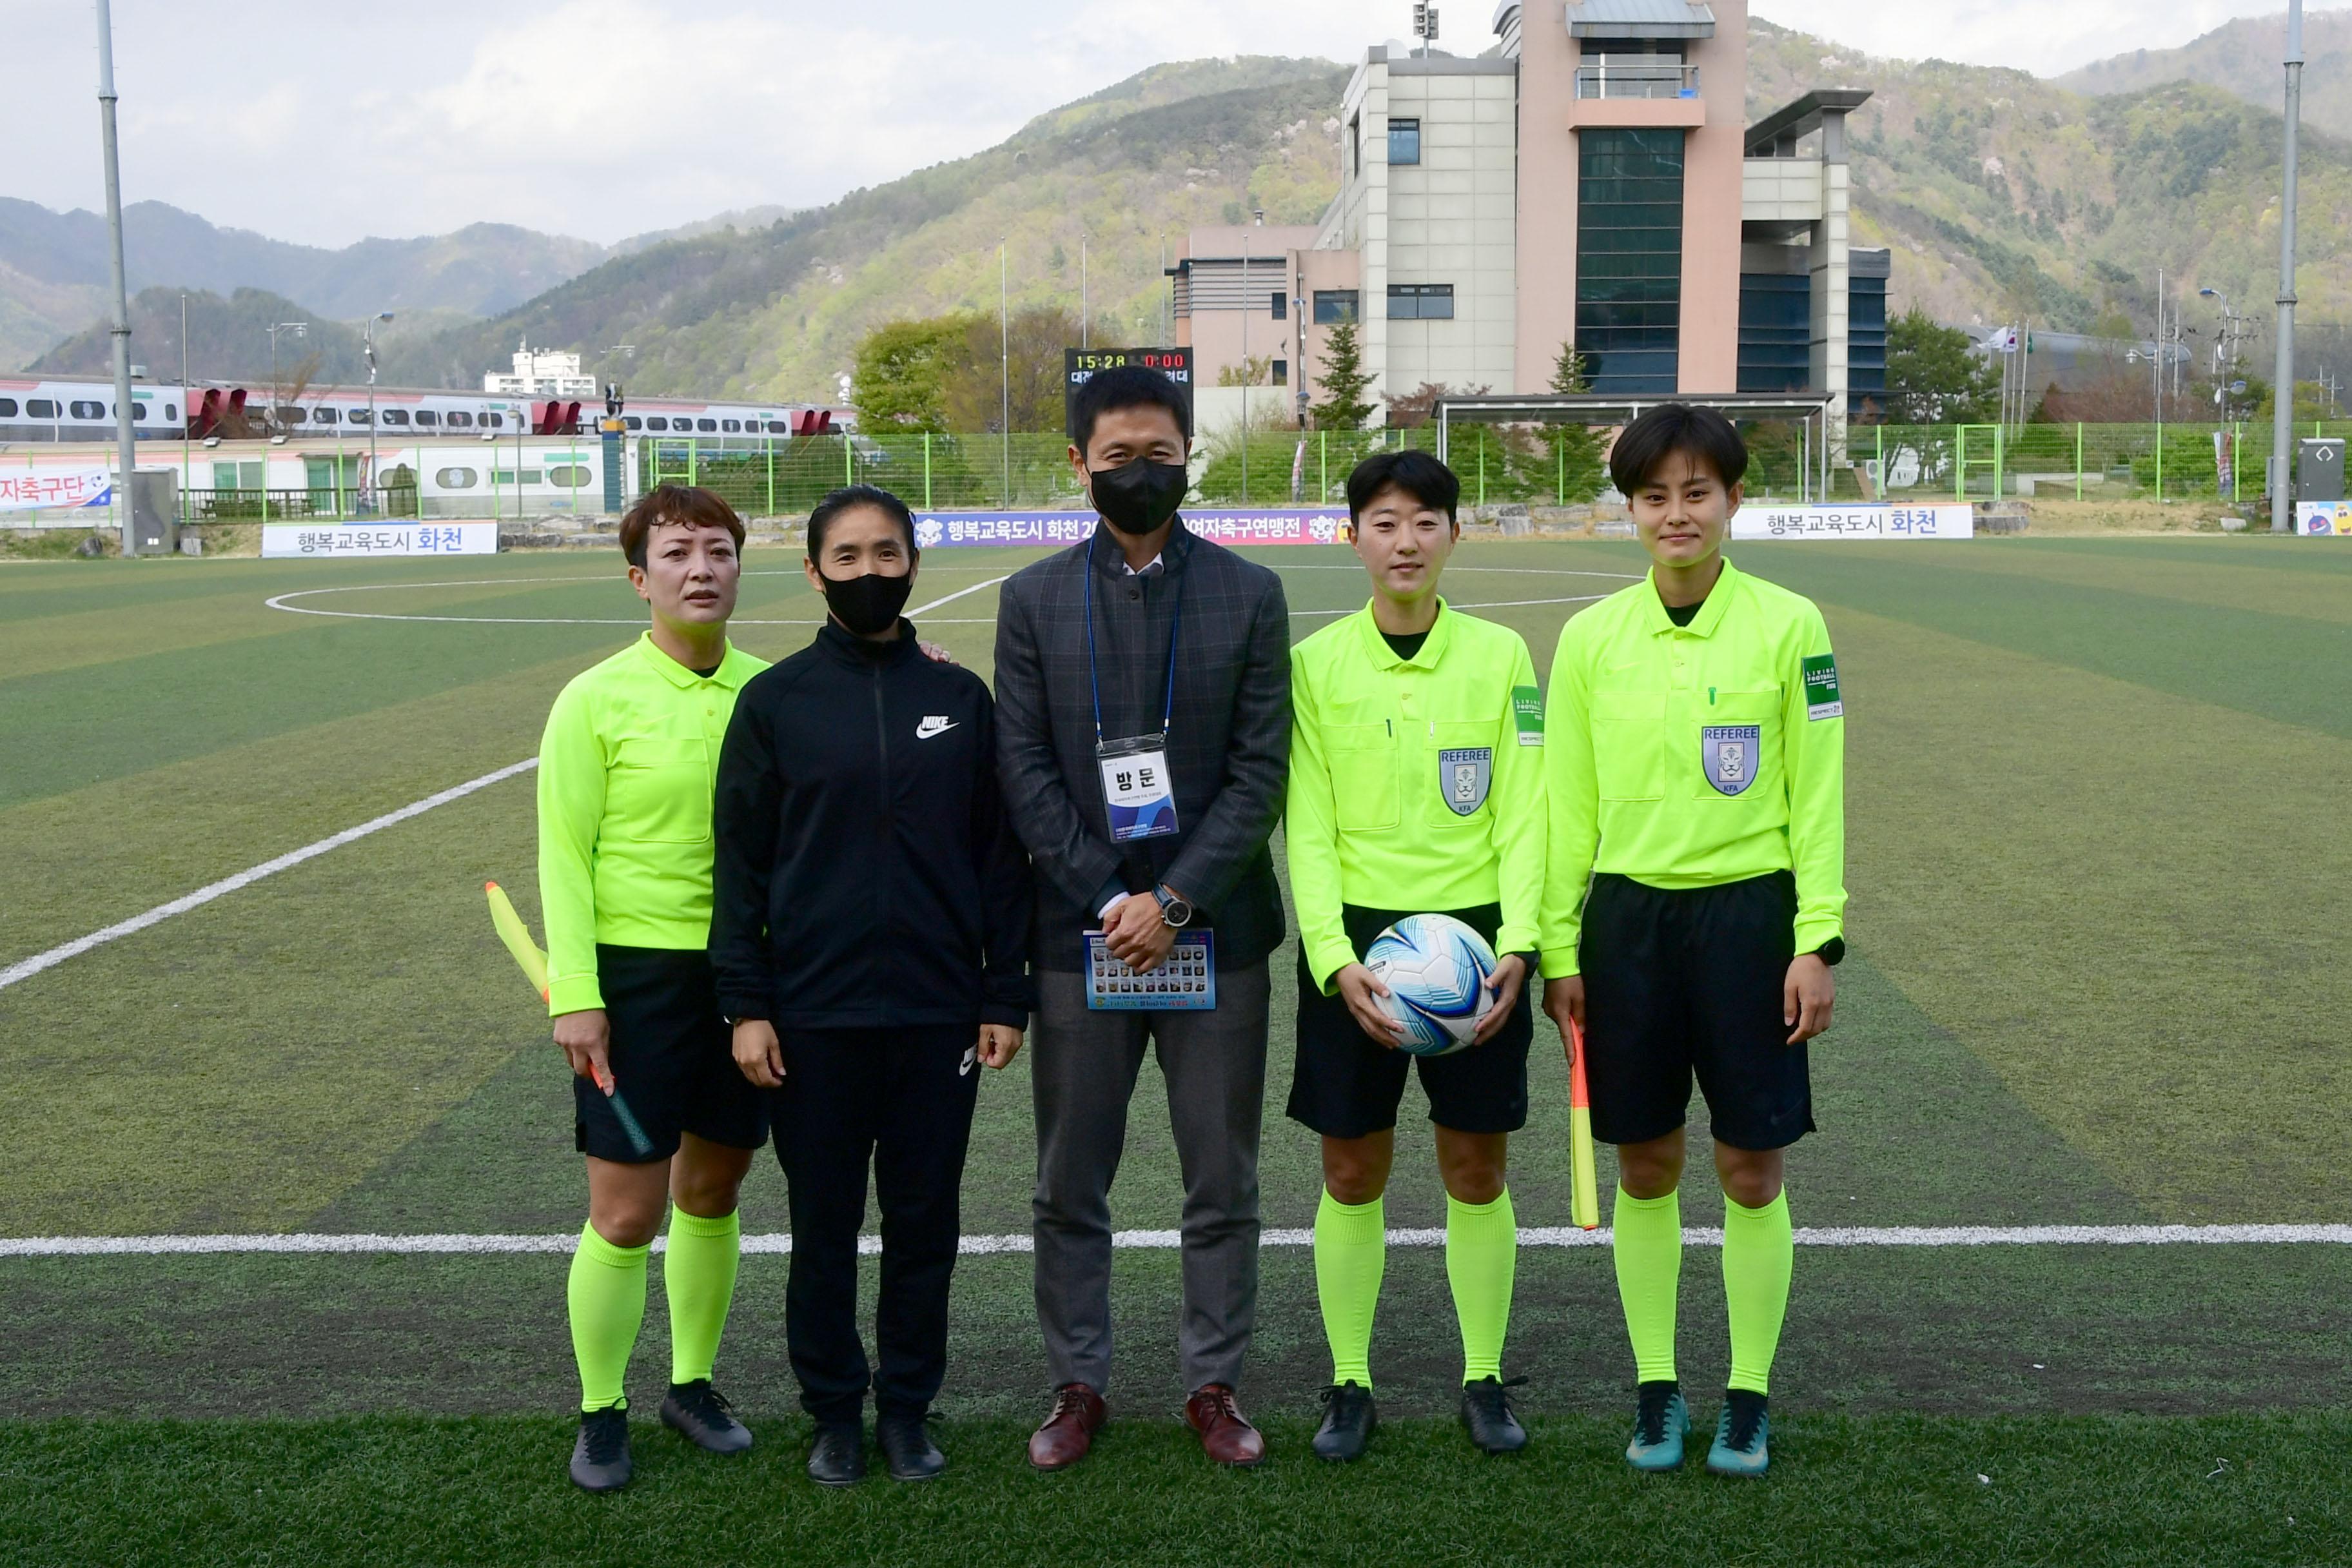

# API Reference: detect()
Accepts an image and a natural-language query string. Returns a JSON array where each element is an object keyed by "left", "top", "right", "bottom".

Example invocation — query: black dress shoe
[
  {"left": 1460, "top": 1375, "right": 1530, "bottom": 1455},
  {"left": 1312, "top": 1382, "right": 1378, "bottom": 1462},
  {"left": 807, "top": 1421, "right": 867, "bottom": 1486},
  {"left": 660, "top": 1380, "right": 752, "bottom": 1455},
  {"left": 877, "top": 1411, "right": 946, "bottom": 1481}
]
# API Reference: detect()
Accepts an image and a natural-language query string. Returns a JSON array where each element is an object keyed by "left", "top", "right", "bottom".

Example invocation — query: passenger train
[{"left": 0, "top": 371, "right": 843, "bottom": 446}]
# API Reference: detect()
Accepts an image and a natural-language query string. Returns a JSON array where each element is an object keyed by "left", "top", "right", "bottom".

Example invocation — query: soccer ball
[{"left": 1364, "top": 914, "right": 1498, "bottom": 1056}]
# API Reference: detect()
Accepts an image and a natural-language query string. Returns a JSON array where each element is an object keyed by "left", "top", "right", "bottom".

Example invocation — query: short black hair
[
  {"left": 1070, "top": 364, "right": 1191, "bottom": 455},
  {"left": 1608, "top": 402, "right": 1749, "bottom": 495},
  {"left": 807, "top": 484, "right": 917, "bottom": 557},
  {"left": 1346, "top": 449, "right": 1460, "bottom": 523},
  {"left": 619, "top": 484, "right": 744, "bottom": 569}
]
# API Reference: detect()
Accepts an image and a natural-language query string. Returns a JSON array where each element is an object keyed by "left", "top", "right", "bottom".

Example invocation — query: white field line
[
  {"left": 5, "top": 1223, "right": 2347, "bottom": 1259},
  {"left": 0, "top": 760, "right": 540, "bottom": 994},
  {"left": 4, "top": 577, "right": 1015, "bottom": 994}
]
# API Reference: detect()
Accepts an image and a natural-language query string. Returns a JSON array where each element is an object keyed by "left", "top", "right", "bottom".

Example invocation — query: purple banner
[{"left": 910, "top": 509, "right": 1348, "bottom": 550}]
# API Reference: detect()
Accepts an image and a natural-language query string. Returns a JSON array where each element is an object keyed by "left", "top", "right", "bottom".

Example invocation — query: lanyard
[{"left": 1083, "top": 536, "right": 1183, "bottom": 748}]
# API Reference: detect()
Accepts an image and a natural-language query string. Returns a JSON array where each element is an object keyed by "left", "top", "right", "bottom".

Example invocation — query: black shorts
[
  {"left": 1579, "top": 871, "right": 1814, "bottom": 1152},
  {"left": 1286, "top": 903, "right": 1533, "bottom": 1139},
  {"left": 573, "top": 944, "right": 770, "bottom": 1164}
]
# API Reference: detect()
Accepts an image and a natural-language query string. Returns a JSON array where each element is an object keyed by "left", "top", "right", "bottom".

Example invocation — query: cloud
[{"left": 7, "top": 0, "right": 2347, "bottom": 248}]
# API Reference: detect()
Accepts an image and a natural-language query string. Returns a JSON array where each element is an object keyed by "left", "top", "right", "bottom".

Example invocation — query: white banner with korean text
[
  {"left": 0, "top": 469, "right": 112, "bottom": 513},
  {"left": 262, "top": 523, "right": 498, "bottom": 558},
  {"left": 1732, "top": 504, "right": 1975, "bottom": 541}
]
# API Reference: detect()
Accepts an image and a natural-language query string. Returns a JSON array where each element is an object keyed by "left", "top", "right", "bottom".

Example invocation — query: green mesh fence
[{"left": 634, "top": 422, "right": 2352, "bottom": 515}]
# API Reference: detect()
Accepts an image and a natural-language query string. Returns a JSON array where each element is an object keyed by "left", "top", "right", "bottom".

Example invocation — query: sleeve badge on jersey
[
  {"left": 1802, "top": 654, "right": 1843, "bottom": 721},
  {"left": 1511, "top": 685, "right": 1545, "bottom": 747},
  {"left": 1701, "top": 725, "right": 1760, "bottom": 796},
  {"left": 1440, "top": 747, "right": 1493, "bottom": 815}
]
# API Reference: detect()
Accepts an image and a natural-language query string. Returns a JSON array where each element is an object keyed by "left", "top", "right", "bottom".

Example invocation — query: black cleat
[
  {"left": 569, "top": 1406, "right": 632, "bottom": 1493},
  {"left": 877, "top": 1411, "right": 946, "bottom": 1482},
  {"left": 807, "top": 1420, "right": 867, "bottom": 1487},
  {"left": 1312, "top": 1381, "right": 1378, "bottom": 1462},
  {"left": 1460, "top": 1375, "right": 1530, "bottom": 1455},
  {"left": 660, "top": 1379, "right": 752, "bottom": 1455}
]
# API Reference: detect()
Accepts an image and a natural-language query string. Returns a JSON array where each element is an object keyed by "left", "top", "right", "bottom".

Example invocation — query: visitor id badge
[
  {"left": 1084, "top": 930, "right": 1216, "bottom": 1011},
  {"left": 1097, "top": 734, "right": 1179, "bottom": 843}
]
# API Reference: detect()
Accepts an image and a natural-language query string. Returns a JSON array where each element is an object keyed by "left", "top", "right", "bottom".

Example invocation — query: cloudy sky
[{"left": 7, "top": 0, "right": 2342, "bottom": 250}]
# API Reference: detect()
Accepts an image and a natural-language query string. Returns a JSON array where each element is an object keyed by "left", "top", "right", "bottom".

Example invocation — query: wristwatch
[
  {"left": 1806, "top": 937, "right": 1846, "bottom": 967},
  {"left": 1153, "top": 885, "right": 1194, "bottom": 928}
]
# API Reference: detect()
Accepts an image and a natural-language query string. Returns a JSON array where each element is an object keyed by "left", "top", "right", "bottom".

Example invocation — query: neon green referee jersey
[
  {"left": 1539, "top": 558, "right": 1846, "bottom": 978},
  {"left": 537, "top": 632, "right": 769, "bottom": 1014},
  {"left": 1287, "top": 601, "right": 1547, "bottom": 990}
]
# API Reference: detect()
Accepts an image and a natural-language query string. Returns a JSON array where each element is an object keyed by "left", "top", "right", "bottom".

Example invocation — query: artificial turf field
[{"left": 1, "top": 535, "right": 2347, "bottom": 1565}]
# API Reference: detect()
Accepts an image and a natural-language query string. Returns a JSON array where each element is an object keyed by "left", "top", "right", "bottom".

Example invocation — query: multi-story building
[
  {"left": 1171, "top": 0, "right": 1885, "bottom": 433},
  {"left": 482, "top": 342, "right": 598, "bottom": 398}
]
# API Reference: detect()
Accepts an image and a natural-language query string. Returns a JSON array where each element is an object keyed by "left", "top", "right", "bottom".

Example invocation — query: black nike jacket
[{"left": 710, "top": 618, "right": 1032, "bottom": 1030}]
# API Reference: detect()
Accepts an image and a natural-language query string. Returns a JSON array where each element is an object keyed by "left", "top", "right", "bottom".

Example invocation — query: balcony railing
[{"left": 1574, "top": 62, "right": 1701, "bottom": 99}]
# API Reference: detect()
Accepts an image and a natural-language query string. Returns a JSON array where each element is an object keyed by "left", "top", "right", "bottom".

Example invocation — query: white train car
[{"left": 0, "top": 372, "right": 845, "bottom": 446}]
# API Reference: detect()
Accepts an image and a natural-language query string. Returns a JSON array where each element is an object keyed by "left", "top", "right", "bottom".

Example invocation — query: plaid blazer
[{"left": 994, "top": 518, "right": 1292, "bottom": 972}]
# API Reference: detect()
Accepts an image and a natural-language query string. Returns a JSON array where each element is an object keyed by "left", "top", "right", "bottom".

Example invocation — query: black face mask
[
  {"left": 1088, "top": 457, "right": 1190, "bottom": 536},
  {"left": 818, "top": 569, "right": 912, "bottom": 637}
]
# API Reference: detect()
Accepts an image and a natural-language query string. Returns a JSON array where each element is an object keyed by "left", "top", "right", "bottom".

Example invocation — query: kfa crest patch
[
  {"left": 1439, "top": 747, "right": 1493, "bottom": 815},
  {"left": 1701, "top": 725, "right": 1760, "bottom": 796}
]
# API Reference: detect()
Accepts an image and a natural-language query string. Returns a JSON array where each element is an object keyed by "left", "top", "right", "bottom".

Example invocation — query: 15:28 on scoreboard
[{"left": 1065, "top": 347, "right": 1191, "bottom": 436}]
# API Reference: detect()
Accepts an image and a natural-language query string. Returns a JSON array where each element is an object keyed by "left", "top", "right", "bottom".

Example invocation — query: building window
[
  {"left": 1388, "top": 117, "right": 1421, "bottom": 165},
  {"left": 1848, "top": 273, "right": 1889, "bottom": 405},
  {"left": 1313, "top": 290, "right": 1360, "bottom": 324},
  {"left": 1386, "top": 283, "right": 1455, "bottom": 320},
  {"left": 1272, "top": 358, "right": 1289, "bottom": 387},
  {"left": 1349, "top": 113, "right": 1362, "bottom": 177},
  {"left": 494, "top": 470, "right": 544, "bottom": 486},
  {"left": 1575, "top": 128, "right": 1685, "bottom": 395},
  {"left": 1736, "top": 273, "right": 1810, "bottom": 395},
  {"left": 547, "top": 465, "right": 592, "bottom": 488},
  {"left": 435, "top": 467, "right": 479, "bottom": 489},
  {"left": 1267, "top": 291, "right": 1285, "bottom": 320}
]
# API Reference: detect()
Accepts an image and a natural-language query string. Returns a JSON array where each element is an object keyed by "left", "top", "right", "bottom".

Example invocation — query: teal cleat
[
  {"left": 1706, "top": 1389, "right": 1770, "bottom": 1477},
  {"left": 1625, "top": 1380, "right": 1689, "bottom": 1472}
]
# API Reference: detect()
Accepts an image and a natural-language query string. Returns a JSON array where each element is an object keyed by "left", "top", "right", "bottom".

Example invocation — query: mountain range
[{"left": 10, "top": 16, "right": 2348, "bottom": 398}]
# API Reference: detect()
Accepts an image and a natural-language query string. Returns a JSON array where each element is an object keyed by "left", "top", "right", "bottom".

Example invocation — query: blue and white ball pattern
[{"left": 1364, "top": 914, "right": 1498, "bottom": 1057}]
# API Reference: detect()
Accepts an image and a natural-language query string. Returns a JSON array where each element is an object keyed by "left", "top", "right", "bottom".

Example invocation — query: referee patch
[
  {"left": 1512, "top": 685, "right": 1544, "bottom": 747},
  {"left": 1803, "top": 654, "right": 1843, "bottom": 720}
]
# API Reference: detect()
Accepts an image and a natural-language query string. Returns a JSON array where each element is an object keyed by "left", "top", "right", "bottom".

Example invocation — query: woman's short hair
[{"left": 618, "top": 484, "right": 745, "bottom": 568}]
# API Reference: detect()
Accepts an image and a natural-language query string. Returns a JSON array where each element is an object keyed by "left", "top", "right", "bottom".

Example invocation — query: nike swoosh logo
[
  {"left": 916, "top": 717, "right": 957, "bottom": 739},
  {"left": 959, "top": 1048, "right": 977, "bottom": 1076}
]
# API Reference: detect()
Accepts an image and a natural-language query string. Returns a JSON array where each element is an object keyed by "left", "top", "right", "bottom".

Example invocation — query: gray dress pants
[{"left": 1030, "top": 960, "right": 1270, "bottom": 1396}]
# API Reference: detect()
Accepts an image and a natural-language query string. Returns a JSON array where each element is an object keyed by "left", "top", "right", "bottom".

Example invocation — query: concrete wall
[
  {"left": 1675, "top": 0, "right": 1747, "bottom": 395},
  {"left": 1381, "top": 61, "right": 1520, "bottom": 399},
  {"left": 1512, "top": 17, "right": 1580, "bottom": 394}
]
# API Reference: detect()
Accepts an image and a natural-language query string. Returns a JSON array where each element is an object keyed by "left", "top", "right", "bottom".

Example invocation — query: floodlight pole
[
  {"left": 96, "top": 0, "right": 137, "bottom": 556},
  {"left": 2271, "top": 0, "right": 2304, "bottom": 533},
  {"left": 1079, "top": 232, "right": 1088, "bottom": 349},
  {"left": 364, "top": 311, "right": 393, "bottom": 513},
  {"left": 1241, "top": 231, "right": 1251, "bottom": 501},
  {"left": 998, "top": 239, "right": 1010, "bottom": 504}
]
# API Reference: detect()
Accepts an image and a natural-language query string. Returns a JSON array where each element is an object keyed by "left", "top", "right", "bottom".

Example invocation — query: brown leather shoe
[
  {"left": 1027, "top": 1383, "right": 1106, "bottom": 1471},
  {"left": 1184, "top": 1384, "right": 1266, "bottom": 1467}
]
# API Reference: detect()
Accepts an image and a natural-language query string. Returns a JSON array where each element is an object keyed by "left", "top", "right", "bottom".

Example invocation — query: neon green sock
[
  {"left": 663, "top": 1205, "right": 741, "bottom": 1386},
  {"left": 1314, "top": 1190, "right": 1386, "bottom": 1389},
  {"left": 1612, "top": 1186, "right": 1681, "bottom": 1384},
  {"left": 1722, "top": 1190, "right": 1793, "bottom": 1395},
  {"left": 1446, "top": 1188, "right": 1517, "bottom": 1383},
  {"left": 569, "top": 1221, "right": 649, "bottom": 1413}
]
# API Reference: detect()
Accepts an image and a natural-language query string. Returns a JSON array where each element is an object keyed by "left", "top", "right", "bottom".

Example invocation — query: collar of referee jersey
[
  {"left": 1353, "top": 596, "right": 1455, "bottom": 670},
  {"left": 1639, "top": 555, "right": 1741, "bottom": 638},
  {"left": 632, "top": 631, "right": 755, "bottom": 690}
]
